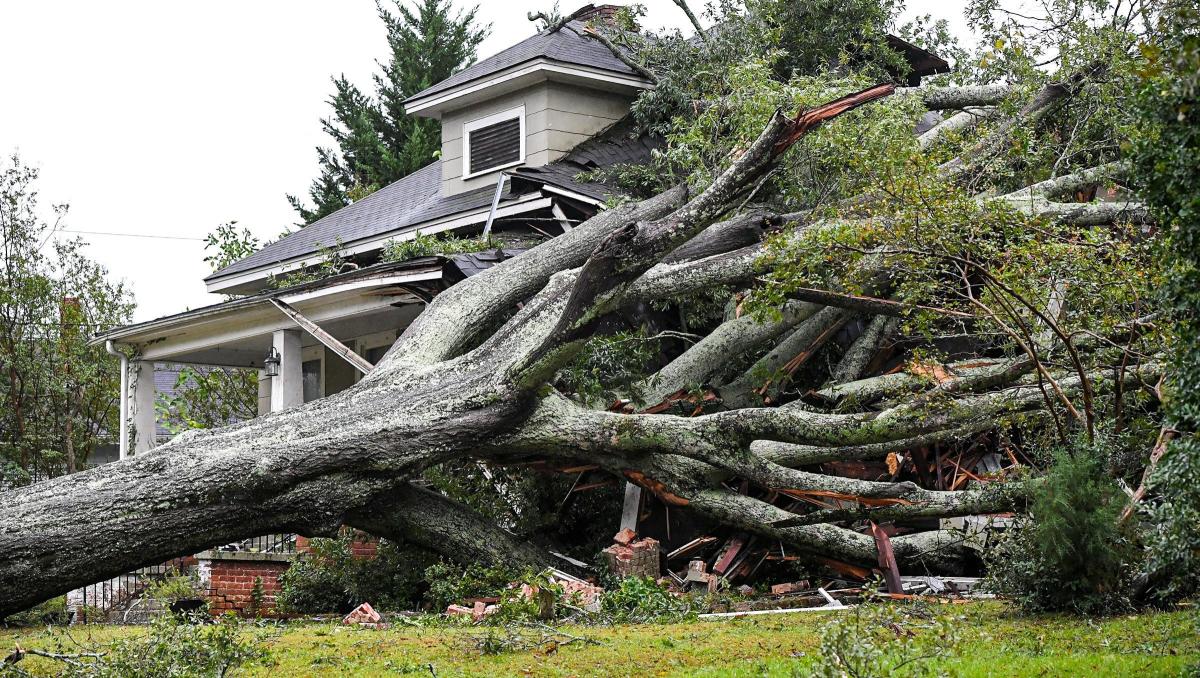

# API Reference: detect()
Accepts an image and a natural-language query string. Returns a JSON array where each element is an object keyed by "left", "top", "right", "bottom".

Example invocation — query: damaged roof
[
  {"left": 510, "top": 116, "right": 662, "bottom": 200},
  {"left": 206, "top": 119, "right": 657, "bottom": 287},
  {"left": 206, "top": 164, "right": 490, "bottom": 283}
]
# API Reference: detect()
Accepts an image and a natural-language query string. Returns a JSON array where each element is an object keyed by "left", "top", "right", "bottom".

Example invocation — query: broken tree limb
[
  {"left": 750, "top": 421, "right": 1001, "bottom": 466},
  {"left": 671, "top": 0, "right": 707, "bottom": 42},
  {"left": 581, "top": 26, "right": 659, "bottom": 84},
  {"left": 345, "top": 483, "right": 564, "bottom": 573},
  {"left": 998, "top": 161, "right": 1132, "bottom": 201},
  {"left": 639, "top": 299, "right": 821, "bottom": 405},
  {"left": 832, "top": 315, "right": 900, "bottom": 384},
  {"left": 663, "top": 212, "right": 779, "bottom": 264},
  {"left": 918, "top": 107, "right": 996, "bottom": 150},
  {"left": 718, "top": 307, "right": 848, "bottom": 408},
  {"left": 905, "top": 84, "right": 1012, "bottom": 110},
  {"left": 785, "top": 287, "right": 974, "bottom": 319}
]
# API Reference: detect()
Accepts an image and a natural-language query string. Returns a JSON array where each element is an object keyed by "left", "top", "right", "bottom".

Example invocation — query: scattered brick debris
[
  {"left": 342, "top": 602, "right": 386, "bottom": 628},
  {"left": 770, "top": 580, "right": 811, "bottom": 596}
]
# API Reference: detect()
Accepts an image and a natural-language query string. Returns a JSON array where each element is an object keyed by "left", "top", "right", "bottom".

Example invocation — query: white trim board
[
  {"left": 404, "top": 58, "right": 652, "bottom": 117},
  {"left": 105, "top": 270, "right": 442, "bottom": 347},
  {"left": 462, "top": 105, "right": 526, "bottom": 180},
  {"left": 205, "top": 194, "right": 552, "bottom": 294}
]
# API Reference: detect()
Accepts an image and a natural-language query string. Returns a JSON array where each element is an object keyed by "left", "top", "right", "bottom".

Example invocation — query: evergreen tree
[{"left": 289, "top": 0, "right": 489, "bottom": 225}]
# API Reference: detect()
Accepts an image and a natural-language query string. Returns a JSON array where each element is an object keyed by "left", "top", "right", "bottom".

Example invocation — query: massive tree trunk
[{"left": 0, "top": 82, "right": 1155, "bottom": 616}]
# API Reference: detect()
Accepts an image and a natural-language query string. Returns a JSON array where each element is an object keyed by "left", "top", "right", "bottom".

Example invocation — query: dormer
[{"left": 404, "top": 5, "right": 653, "bottom": 197}]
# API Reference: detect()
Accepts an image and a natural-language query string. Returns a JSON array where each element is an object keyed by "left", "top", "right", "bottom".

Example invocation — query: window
[
  {"left": 463, "top": 106, "right": 525, "bottom": 179},
  {"left": 302, "top": 359, "right": 322, "bottom": 403},
  {"left": 364, "top": 345, "right": 390, "bottom": 365}
]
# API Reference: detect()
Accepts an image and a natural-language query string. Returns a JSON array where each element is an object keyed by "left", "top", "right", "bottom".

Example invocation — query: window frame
[
  {"left": 461, "top": 105, "right": 526, "bottom": 180},
  {"left": 300, "top": 344, "right": 325, "bottom": 403}
]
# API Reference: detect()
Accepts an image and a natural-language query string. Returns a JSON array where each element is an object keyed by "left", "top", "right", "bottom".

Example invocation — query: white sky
[{"left": 0, "top": 0, "right": 966, "bottom": 322}]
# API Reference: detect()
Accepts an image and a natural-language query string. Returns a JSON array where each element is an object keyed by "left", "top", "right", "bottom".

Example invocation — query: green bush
[
  {"left": 813, "top": 598, "right": 958, "bottom": 678},
  {"left": 92, "top": 614, "right": 266, "bottom": 677},
  {"left": 599, "top": 577, "right": 692, "bottom": 624},
  {"left": 277, "top": 533, "right": 437, "bottom": 614},
  {"left": 145, "top": 572, "right": 205, "bottom": 608},
  {"left": 986, "top": 440, "right": 1140, "bottom": 614},
  {"left": 2, "top": 596, "right": 69, "bottom": 627},
  {"left": 422, "top": 561, "right": 525, "bottom": 611}
]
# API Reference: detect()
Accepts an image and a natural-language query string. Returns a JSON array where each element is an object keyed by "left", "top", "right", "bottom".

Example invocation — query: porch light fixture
[{"left": 263, "top": 346, "right": 281, "bottom": 378}]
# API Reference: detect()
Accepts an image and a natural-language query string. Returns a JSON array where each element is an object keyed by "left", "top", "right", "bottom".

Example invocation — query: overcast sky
[{"left": 0, "top": 1, "right": 967, "bottom": 323}]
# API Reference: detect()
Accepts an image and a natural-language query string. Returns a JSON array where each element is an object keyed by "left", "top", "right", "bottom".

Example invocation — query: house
[{"left": 93, "top": 4, "right": 948, "bottom": 458}]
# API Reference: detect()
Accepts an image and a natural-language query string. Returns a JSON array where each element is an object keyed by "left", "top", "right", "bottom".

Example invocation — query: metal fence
[
  {"left": 70, "top": 534, "right": 297, "bottom": 623},
  {"left": 219, "top": 533, "right": 297, "bottom": 554},
  {"left": 71, "top": 555, "right": 194, "bottom": 623}
]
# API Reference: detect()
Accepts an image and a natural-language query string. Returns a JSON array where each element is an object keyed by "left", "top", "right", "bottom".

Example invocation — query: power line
[{"left": 56, "top": 229, "right": 204, "bottom": 242}]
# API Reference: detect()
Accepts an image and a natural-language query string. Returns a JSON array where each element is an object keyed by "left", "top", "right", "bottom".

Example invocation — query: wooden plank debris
[
  {"left": 869, "top": 521, "right": 904, "bottom": 594},
  {"left": 666, "top": 536, "right": 718, "bottom": 561},
  {"left": 270, "top": 298, "right": 374, "bottom": 375}
]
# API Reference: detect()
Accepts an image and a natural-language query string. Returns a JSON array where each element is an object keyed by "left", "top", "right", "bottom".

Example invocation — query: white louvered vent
[{"left": 463, "top": 107, "right": 525, "bottom": 178}]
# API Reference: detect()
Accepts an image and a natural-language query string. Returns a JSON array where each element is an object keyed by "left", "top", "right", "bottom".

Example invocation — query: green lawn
[{"left": 2, "top": 603, "right": 1196, "bottom": 677}]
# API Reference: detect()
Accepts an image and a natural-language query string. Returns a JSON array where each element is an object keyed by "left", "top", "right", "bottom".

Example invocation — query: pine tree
[{"left": 289, "top": 0, "right": 489, "bottom": 225}]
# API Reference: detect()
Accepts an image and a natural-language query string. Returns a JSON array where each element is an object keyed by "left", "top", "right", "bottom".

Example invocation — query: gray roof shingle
[
  {"left": 405, "top": 21, "right": 643, "bottom": 104},
  {"left": 510, "top": 116, "right": 662, "bottom": 199},
  {"left": 207, "top": 163, "right": 501, "bottom": 281},
  {"left": 208, "top": 119, "right": 659, "bottom": 284}
]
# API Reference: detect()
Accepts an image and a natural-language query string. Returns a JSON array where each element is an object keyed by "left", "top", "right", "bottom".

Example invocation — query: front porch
[{"left": 95, "top": 258, "right": 458, "bottom": 456}]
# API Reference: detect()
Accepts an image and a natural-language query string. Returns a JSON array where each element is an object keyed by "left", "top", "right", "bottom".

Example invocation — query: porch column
[
  {"left": 270, "top": 329, "right": 303, "bottom": 412},
  {"left": 130, "top": 360, "right": 157, "bottom": 454},
  {"left": 257, "top": 368, "right": 271, "bottom": 416}
]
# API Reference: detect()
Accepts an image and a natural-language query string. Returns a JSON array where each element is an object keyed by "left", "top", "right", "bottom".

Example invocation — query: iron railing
[{"left": 71, "top": 533, "right": 297, "bottom": 623}]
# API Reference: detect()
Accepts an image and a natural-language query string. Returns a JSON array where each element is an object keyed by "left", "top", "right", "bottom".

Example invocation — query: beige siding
[
  {"left": 546, "top": 83, "right": 631, "bottom": 120},
  {"left": 439, "top": 80, "right": 633, "bottom": 196}
]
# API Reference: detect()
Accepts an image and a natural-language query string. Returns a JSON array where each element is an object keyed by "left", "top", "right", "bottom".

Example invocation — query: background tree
[
  {"left": 1133, "top": 2, "right": 1200, "bottom": 600},
  {"left": 288, "top": 0, "right": 489, "bottom": 224},
  {"left": 0, "top": 154, "right": 134, "bottom": 486}
]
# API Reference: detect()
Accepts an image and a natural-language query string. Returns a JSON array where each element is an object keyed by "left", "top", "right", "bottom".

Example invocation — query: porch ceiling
[{"left": 96, "top": 264, "right": 439, "bottom": 368}]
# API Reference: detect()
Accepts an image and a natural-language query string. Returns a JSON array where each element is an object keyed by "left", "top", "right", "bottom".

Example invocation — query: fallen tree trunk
[{"left": 0, "top": 80, "right": 1156, "bottom": 616}]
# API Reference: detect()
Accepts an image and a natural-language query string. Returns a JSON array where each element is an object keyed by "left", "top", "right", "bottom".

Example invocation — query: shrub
[
  {"left": 599, "top": 577, "right": 691, "bottom": 624},
  {"left": 1, "top": 596, "right": 69, "bottom": 627},
  {"left": 145, "top": 572, "right": 205, "bottom": 608},
  {"left": 422, "top": 561, "right": 525, "bottom": 611},
  {"left": 813, "top": 598, "right": 958, "bottom": 678},
  {"left": 277, "top": 533, "right": 437, "bottom": 614},
  {"left": 986, "top": 440, "right": 1140, "bottom": 614}
]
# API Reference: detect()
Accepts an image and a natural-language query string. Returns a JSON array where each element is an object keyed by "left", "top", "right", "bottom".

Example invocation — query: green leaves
[
  {"left": 0, "top": 154, "right": 133, "bottom": 483},
  {"left": 381, "top": 231, "right": 494, "bottom": 263}
]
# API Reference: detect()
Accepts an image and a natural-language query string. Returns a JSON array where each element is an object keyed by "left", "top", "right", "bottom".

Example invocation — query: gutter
[{"left": 104, "top": 340, "right": 129, "bottom": 460}]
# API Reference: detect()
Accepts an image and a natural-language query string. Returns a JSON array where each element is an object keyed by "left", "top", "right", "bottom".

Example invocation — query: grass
[{"left": 1, "top": 602, "right": 1196, "bottom": 677}]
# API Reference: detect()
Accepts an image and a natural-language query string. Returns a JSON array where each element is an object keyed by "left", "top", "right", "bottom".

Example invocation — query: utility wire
[{"left": 56, "top": 229, "right": 204, "bottom": 242}]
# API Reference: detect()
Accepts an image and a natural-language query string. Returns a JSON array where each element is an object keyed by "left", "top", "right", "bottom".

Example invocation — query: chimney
[{"left": 572, "top": 4, "right": 626, "bottom": 27}]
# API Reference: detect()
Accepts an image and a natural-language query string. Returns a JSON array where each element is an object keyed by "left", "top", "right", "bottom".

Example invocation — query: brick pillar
[{"left": 196, "top": 551, "right": 292, "bottom": 617}]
